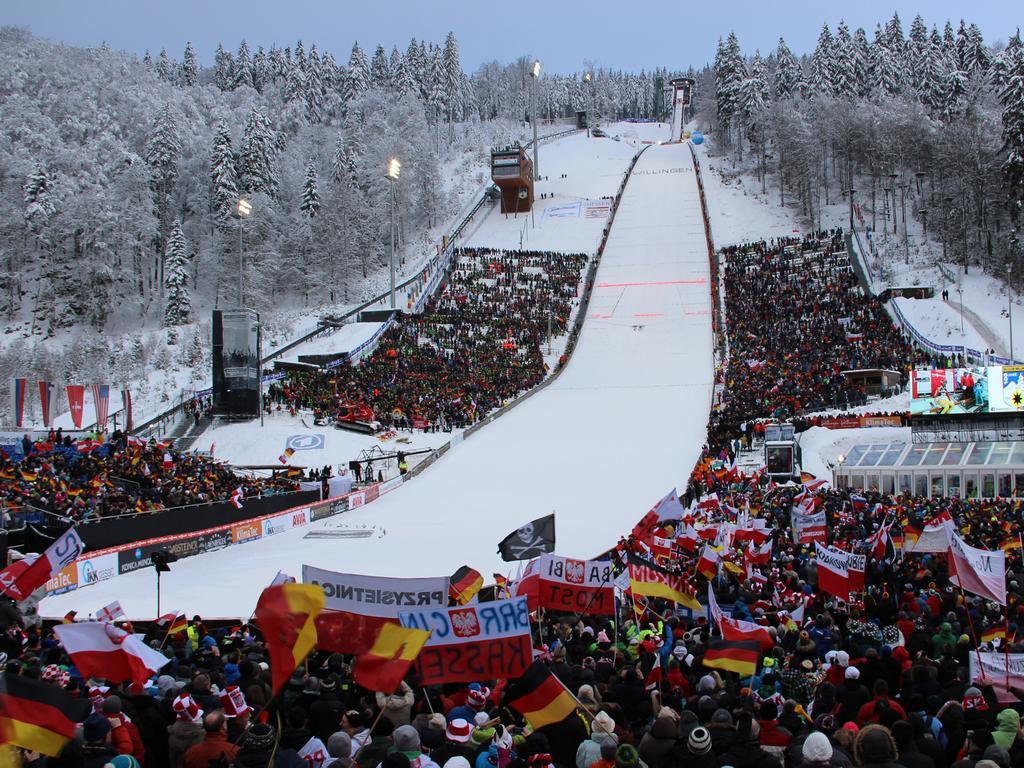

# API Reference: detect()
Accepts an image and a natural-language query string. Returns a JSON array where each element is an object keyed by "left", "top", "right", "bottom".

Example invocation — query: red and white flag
[
  {"left": 230, "top": 486, "right": 244, "bottom": 509},
  {"left": 847, "top": 552, "right": 866, "bottom": 592},
  {"left": 746, "top": 539, "right": 772, "bottom": 566},
  {"left": 867, "top": 518, "right": 893, "bottom": 560},
  {"left": 679, "top": 525, "right": 699, "bottom": 552},
  {"left": 163, "top": 452, "right": 174, "bottom": 470},
  {"left": 947, "top": 530, "right": 1006, "bottom": 605},
  {"left": 0, "top": 527, "right": 83, "bottom": 602},
  {"left": 697, "top": 493, "right": 720, "bottom": 511},
  {"left": 696, "top": 545, "right": 720, "bottom": 580},
  {"left": 52, "top": 622, "right": 170, "bottom": 685},
  {"left": 651, "top": 488, "right": 687, "bottom": 522},
  {"left": 815, "top": 542, "right": 850, "bottom": 600},
  {"left": 97, "top": 600, "right": 125, "bottom": 623}
]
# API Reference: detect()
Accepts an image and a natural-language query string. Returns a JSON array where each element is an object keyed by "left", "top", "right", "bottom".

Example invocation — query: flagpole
[
  {"left": 1004, "top": 603, "right": 1011, "bottom": 694},
  {"left": 956, "top": 584, "right": 986, "bottom": 675}
]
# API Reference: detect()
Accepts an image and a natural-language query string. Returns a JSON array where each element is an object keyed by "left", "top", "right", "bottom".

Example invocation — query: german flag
[
  {"left": 701, "top": 639, "right": 760, "bottom": 677},
  {"left": 61, "top": 611, "right": 76, "bottom": 624},
  {"left": 254, "top": 583, "right": 325, "bottom": 694},
  {"left": 0, "top": 673, "right": 91, "bottom": 756},
  {"left": 981, "top": 623, "right": 1007, "bottom": 644},
  {"left": 493, "top": 573, "right": 510, "bottom": 598},
  {"left": 285, "top": 468, "right": 303, "bottom": 479},
  {"left": 19, "top": 470, "right": 37, "bottom": 483},
  {"left": 628, "top": 560, "right": 701, "bottom": 610},
  {"left": 1000, "top": 538, "right": 1022, "bottom": 553},
  {"left": 0, "top": 469, "right": 14, "bottom": 481},
  {"left": 167, "top": 614, "right": 188, "bottom": 635},
  {"left": 504, "top": 661, "right": 578, "bottom": 731},
  {"left": 448, "top": 566, "right": 483, "bottom": 605},
  {"left": 352, "top": 623, "right": 430, "bottom": 693}
]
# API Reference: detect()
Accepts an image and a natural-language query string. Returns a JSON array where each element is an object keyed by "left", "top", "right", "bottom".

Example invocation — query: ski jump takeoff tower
[
  {"left": 490, "top": 145, "right": 535, "bottom": 214},
  {"left": 668, "top": 77, "right": 695, "bottom": 142}
]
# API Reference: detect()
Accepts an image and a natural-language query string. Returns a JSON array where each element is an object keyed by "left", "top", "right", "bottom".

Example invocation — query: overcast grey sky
[{"left": 3, "top": 1, "right": 1020, "bottom": 74}]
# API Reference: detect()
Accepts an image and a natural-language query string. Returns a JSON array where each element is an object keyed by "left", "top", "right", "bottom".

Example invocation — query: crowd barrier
[
  {"left": 688, "top": 143, "right": 725, "bottom": 364},
  {"left": 43, "top": 477, "right": 405, "bottom": 602}
]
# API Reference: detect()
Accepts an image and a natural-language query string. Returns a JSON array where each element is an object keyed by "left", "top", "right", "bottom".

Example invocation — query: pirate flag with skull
[{"left": 497, "top": 514, "right": 556, "bottom": 561}]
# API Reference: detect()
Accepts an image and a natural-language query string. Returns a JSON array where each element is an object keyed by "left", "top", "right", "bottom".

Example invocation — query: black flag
[{"left": 498, "top": 514, "right": 556, "bottom": 561}]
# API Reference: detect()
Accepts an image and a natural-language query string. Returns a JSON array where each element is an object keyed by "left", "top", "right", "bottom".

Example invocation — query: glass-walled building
[{"left": 832, "top": 441, "right": 1024, "bottom": 499}]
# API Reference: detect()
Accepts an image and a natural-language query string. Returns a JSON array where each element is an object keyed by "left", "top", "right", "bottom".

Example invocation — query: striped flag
[
  {"left": 504, "top": 661, "right": 578, "bottom": 731},
  {"left": 97, "top": 601, "right": 125, "bottom": 623},
  {"left": 352, "top": 623, "right": 431, "bottom": 694},
  {"left": 10, "top": 378, "right": 27, "bottom": 429},
  {"left": 981, "top": 623, "right": 1006, "bottom": 644},
  {"left": 90, "top": 384, "right": 110, "bottom": 431},
  {"left": 448, "top": 566, "right": 483, "bottom": 605},
  {"left": 701, "top": 639, "right": 760, "bottom": 677},
  {"left": 0, "top": 673, "right": 91, "bottom": 756},
  {"left": 278, "top": 447, "right": 295, "bottom": 465},
  {"left": 1000, "top": 538, "right": 1022, "bottom": 553},
  {"left": 696, "top": 545, "right": 720, "bottom": 580},
  {"left": 38, "top": 381, "right": 56, "bottom": 429}
]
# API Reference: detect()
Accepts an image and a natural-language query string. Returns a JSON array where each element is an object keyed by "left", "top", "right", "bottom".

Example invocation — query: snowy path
[
  {"left": 942, "top": 299, "right": 1008, "bottom": 358},
  {"left": 43, "top": 142, "right": 714, "bottom": 620}
]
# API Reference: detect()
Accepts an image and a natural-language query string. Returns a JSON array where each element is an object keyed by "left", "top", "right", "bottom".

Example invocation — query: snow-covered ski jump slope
[{"left": 43, "top": 138, "right": 714, "bottom": 619}]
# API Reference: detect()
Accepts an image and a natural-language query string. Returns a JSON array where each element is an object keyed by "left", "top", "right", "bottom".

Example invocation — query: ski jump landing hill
[{"left": 42, "top": 127, "right": 715, "bottom": 619}]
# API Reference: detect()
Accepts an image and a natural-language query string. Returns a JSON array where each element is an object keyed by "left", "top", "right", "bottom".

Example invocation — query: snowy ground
[
  {"left": 273, "top": 322, "right": 383, "bottom": 365},
  {"left": 43, "top": 134, "right": 717, "bottom": 619},
  {"left": 797, "top": 425, "right": 911, "bottom": 483}
]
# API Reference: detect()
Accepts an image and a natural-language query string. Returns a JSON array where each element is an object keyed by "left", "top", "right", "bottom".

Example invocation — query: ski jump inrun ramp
[{"left": 43, "top": 142, "right": 715, "bottom": 618}]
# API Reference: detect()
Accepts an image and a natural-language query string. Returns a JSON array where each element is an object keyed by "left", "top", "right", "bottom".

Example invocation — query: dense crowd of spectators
[
  {"left": 269, "top": 248, "right": 588, "bottom": 430},
  {"left": 0, "top": 429, "right": 298, "bottom": 521}
]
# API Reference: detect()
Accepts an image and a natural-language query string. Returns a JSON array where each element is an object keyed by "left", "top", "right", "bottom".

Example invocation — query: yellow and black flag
[
  {"left": 504, "top": 661, "right": 578, "bottom": 731},
  {"left": 0, "top": 674, "right": 91, "bottom": 757},
  {"left": 449, "top": 566, "right": 484, "bottom": 605}
]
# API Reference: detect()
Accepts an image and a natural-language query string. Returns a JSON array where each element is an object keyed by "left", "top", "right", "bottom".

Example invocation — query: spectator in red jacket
[
  {"left": 102, "top": 696, "right": 146, "bottom": 766},
  {"left": 184, "top": 712, "right": 238, "bottom": 768},
  {"left": 855, "top": 680, "right": 907, "bottom": 726}
]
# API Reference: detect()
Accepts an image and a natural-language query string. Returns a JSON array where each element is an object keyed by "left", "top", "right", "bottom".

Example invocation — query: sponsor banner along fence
[
  {"left": 817, "top": 415, "right": 903, "bottom": 430},
  {"left": 42, "top": 477, "right": 404, "bottom": 602},
  {"left": 399, "top": 595, "right": 532, "bottom": 685}
]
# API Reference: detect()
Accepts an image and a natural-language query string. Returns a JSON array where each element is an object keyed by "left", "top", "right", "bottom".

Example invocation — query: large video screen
[
  {"left": 212, "top": 308, "right": 261, "bottom": 417},
  {"left": 911, "top": 366, "right": 1024, "bottom": 416}
]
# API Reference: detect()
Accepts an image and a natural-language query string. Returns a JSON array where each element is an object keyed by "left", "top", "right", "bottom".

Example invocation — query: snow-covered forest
[
  {"left": 0, "top": 26, "right": 671, "bottom": 409},
  {"left": 702, "top": 13, "right": 1024, "bottom": 279}
]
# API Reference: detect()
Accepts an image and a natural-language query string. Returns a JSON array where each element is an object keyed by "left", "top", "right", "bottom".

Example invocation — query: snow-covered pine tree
[
  {"left": 234, "top": 40, "right": 254, "bottom": 90},
  {"left": 871, "top": 24, "right": 902, "bottom": 97},
  {"left": 306, "top": 46, "right": 325, "bottom": 123},
  {"left": 714, "top": 33, "right": 745, "bottom": 141},
  {"left": 214, "top": 44, "right": 235, "bottom": 90},
  {"left": 285, "top": 52, "right": 307, "bottom": 105},
  {"left": 181, "top": 42, "right": 198, "bottom": 86},
  {"left": 389, "top": 47, "right": 404, "bottom": 92},
  {"left": 163, "top": 219, "right": 191, "bottom": 326},
  {"left": 443, "top": 32, "right": 462, "bottom": 127},
  {"left": 144, "top": 104, "right": 182, "bottom": 259},
  {"left": 920, "top": 27, "right": 950, "bottom": 114},
  {"left": 833, "top": 22, "right": 857, "bottom": 99},
  {"left": 851, "top": 27, "right": 873, "bottom": 97},
  {"left": 370, "top": 44, "right": 390, "bottom": 89},
  {"left": 24, "top": 163, "right": 56, "bottom": 234},
  {"left": 406, "top": 38, "right": 427, "bottom": 101},
  {"left": 142, "top": 50, "right": 153, "bottom": 68},
  {"left": 209, "top": 122, "right": 238, "bottom": 223},
  {"left": 252, "top": 46, "right": 269, "bottom": 92},
  {"left": 810, "top": 23, "right": 836, "bottom": 97},
  {"left": 1000, "top": 38, "right": 1024, "bottom": 222},
  {"left": 238, "top": 107, "right": 278, "bottom": 196},
  {"left": 965, "top": 23, "right": 990, "bottom": 75},
  {"left": 906, "top": 15, "right": 929, "bottom": 94},
  {"left": 156, "top": 48, "right": 174, "bottom": 83},
  {"left": 300, "top": 161, "right": 320, "bottom": 218},
  {"left": 773, "top": 37, "right": 803, "bottom": 100},
  {"left": 991, "top": 33, "right": 1022, "bottom": 92},
  {"left": 348, "top": 42, "right": 371, "bottom": 98}
]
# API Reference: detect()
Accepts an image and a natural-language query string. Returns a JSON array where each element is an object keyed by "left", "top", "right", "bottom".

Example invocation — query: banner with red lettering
[
  {"left": 399, "top": 596, "right": 532, "bottom": 684},
  {"left": 303, "top": 565, "right": 449, "bottom": 653},
  {"left": 66, "top": 385, "right": 85, "bottom": 429},
  {"left": 38, "top": 380, "right": 56, "bottom": 428},
  {"left": 537, "top": 554, "right": 614, "bottom": 615},
  {"left": 792, "top": 510, "right": 827, "bottom": 545}
]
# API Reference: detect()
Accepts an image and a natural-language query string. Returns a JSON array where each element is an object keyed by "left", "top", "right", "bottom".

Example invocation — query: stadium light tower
[
  {"left": 386, "top": 158, "right": 401, "bottom": 309},
  {"left": 236, "top": 198, "right": 252, "bottom": 307},
  {"left": 583, "top": 71, "right": 593, "bottom": 138},
  {"left": 531, "top": 60, "right": 541, "bottom": 177}
]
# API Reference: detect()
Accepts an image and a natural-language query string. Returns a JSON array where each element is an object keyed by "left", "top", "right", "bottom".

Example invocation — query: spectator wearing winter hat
[
  {"left": 233, "top": 722, "right": 277, "bottom": 768},
  {"left": 853, "top": 723, "right": 902, "bottom": 768},
  {"left": 836, "top": 667, "right": 869, "bottom": 725},
  {"left": 430, "top": 719, "right": 478, "bottom": 767},
  {"left": 706, "top": 709, "right": 736, "bottom": 756},
  {"left": 82, "top": 712, "right": 116, "bottom": 768},
  {"left": 638, "top": 715, "right": 676, "bottom": 766},
  {"left": 665, "top": 725, "right": 716, "bottom": 768},
  {"left": 392, "top": 724, "right": 440, "bottom": 768},
  {"left": 376, "top": 680, "right": 416, "bottom": 727},
  {"left": 578, "top": 684, "right": 601, "bottom": 710},
  {"left": 756, "top": 701, "right": 792, "bottom": 763},
  {"left": 448, "top": 684, "right": 491, "bottom": 724},
  {"left": 577, "top": 711, "right": 619, "bottom": 768},
  {"left": 719, "top": 714, "right": 780, "bottom": 768},
  {"left": 168, "top": 695, "right": 204, "bottom": 768},
  {"left": 323, "top": 731, "right": 352, "bottom": 768},
  {"left": 613, "top": 743, "right": 645, "bottom": 768},
  {"left": 219, "top": 685, "right": 253, "bottom": 742},
  {"left": 798, "top": 731, "right": 833, "bottom": 768}
]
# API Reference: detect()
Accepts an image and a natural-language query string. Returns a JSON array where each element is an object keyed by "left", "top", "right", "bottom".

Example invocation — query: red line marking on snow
[
  {"left": 633, "top": 313, "right": 664, "bottom": 317},
  {"left": 685, "top": 309, "right": 711, "bottom": 316},
  {"left": 595, "top": 279, "right": 707, "bottom": 288},
  {"left": 589, "top": 313, "right": 612, "bottom": 319}
]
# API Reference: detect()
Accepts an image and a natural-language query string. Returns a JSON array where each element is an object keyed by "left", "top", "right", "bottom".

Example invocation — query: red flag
[
  {"left": 814, "top": 542, "right": 850, "bottom": 600},
  {"left": 696, "top": 546, "right": 720, "bottom": 580},
  {"left": 644, "top": 664, "right": 662, "bottom": 691},
  {"left": 254, "top": 584, "right": 326, "bottom": 694},
  {"left": 66, "top": 385, "right": 85, "bottom": 428},
  {"left": 721, "top": 617, "right": 774, "bottom": 651}
]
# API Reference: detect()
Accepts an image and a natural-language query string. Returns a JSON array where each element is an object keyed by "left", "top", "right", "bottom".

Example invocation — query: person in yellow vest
[{"left": 186, "top": 624, "right": 200, "bottom": 653}]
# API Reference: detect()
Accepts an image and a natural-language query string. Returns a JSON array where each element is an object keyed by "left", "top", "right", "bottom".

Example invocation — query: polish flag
[
  {"left": 679, "top": 525, "right": 699, "bottom": 552},
  {"left": 721, "top": 616, "right": 775, "bottom": 651},
  {"left": 53, "top": 622, "right": 170, "bottom": 685},
  {"left": 815, "top": 542, "right": 850, "bottom": 600},
  {"left": 697, "top": 493, "right": 720, "bottom": 510},
  {"left": 746, "top": 539, "right": 773, "bottom": 566},
  {"left": 163, "top": 452, "right": 174, "bottom": 470},
  {"left": 734, "top": 527, "right": 771, "bottom": 545},
  {"left": 696, "top": 545, "right": 721, "bottom": 580},
  {"left": 0, "top": 528, "right": 83, "bottom": 602}
]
